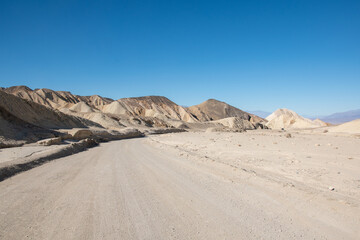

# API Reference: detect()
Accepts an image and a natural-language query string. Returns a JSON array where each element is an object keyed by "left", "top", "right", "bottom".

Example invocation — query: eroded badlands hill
[
  {"left": 0, "top": 85, "right": 269, "bottom": 146},
  {"left": 0, "top": 90, "right": 100, "bottom": 146},
  {"left": 188, "top": 99, "right": 265, "bottom": 123},
  {"left": 2, "top": 86, "right": 265, "bottom": 129},
  {"left": 266, "top": 108, "right": 327, "bottom": 129}
]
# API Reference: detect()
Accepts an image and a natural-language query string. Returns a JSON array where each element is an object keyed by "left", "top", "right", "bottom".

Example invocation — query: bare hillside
[
  {"left": 188, "top": 99, "right": 265, "bottom": 124},
  {"left": 0, "top": 106, "right": 59, "bottom": 147},
  {"left": 116, "top": 96, "right": 198, "bottom": 123},
  {"left": 0, "top": 90, "right": 100, "bottom": 129},
  {"left": 4, "top": 86, "right": 113, "bottom": 110},
  {"left": 266, "top": 109, "right": 328, "bottom": 129}
]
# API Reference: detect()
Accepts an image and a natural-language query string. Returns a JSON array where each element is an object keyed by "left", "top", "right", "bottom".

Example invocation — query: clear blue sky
[{"left": 0, "top": 0, "right": 359, "bottom": 115}]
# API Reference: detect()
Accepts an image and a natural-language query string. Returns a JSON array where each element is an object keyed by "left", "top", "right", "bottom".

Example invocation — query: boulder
[
  {"left": 205, "top": 127, "right": 243, "bottom": 133},
  {"left": 69, "top": 129, "right": 93, "bottom": 140},
  {"left": 145, "top": 128, "right": 186, "bottom": 135},
  {"left": 37, "top": 137, "right": 62, "bottom": 146}
]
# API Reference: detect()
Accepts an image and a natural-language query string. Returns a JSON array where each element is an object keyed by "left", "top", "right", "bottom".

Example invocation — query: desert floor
[{"left": 0, "top": 130, "right": 359, "bottom": 239}]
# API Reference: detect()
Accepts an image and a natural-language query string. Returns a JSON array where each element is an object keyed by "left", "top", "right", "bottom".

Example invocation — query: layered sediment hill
[
  {"left": 266, "top": 109, "right": 328, "bottom": 129},
  {"left": 69, "top": 102, "right": 97, "bottom": 113},
  {"left": 116, "top": 96, "right": 198, "bottom": 123},
  {"left": 328, "top": 119, "right": 360, "bottom": 134},
  {"left": 0, "top": 106, "right": 58, "bottom": 147},
  {"left": 188, "top": 99, "right": 265, "bottom": 124},
  {"left": 2, "top": 86, "right": 267, "bottom": 136},
  {"left": 3, "top": 87, "right": 199, "bottom": 126},
  {"left": 212, "top": 117, "right": 258, "bottom": 130},
  {"left": 0, "top": 90, "right": 97, "bottom": 129},
  {"left": 4, "top": 86, "right": 113, "bottom": 110},
  {"left": 0, "top": 90, "right": 101, "bottom": 145}
]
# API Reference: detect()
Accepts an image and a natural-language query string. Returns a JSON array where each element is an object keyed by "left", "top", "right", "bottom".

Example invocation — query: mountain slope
[
  {"left": 188, "top": 99, "right": 265, "bottom": 123},
  {"left": 0, "top": 90, "right": 103, "bottom": 146},
  {"left": 0, "top": 106, "right": 58, "bottom": 146},
  {"left": 116, "top": 96, "right": 198, "bottom": 123},
  {"left": 4, "top": 86, "right": 198, "bottom": 125},
  {"left": 0, "top": 90, "right": 99, "bottom": 129},
  {"left": 320, "top": 109, "right": 360, "bottom": 124},
  {"left": 2, "top": 86, "right": 269, "bottom": 130},
  {"left": 328, "top": 119, "right": 360, "bottom": 134},
  {"left": 3, "top": 86, "right": 114, "bottom": 110},
  {"left": 266, "top": 109, "right": 327, "bottom": 129}
]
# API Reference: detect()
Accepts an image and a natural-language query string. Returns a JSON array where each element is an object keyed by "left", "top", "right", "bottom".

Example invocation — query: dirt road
[{"left": 0, "top": 137, "right": 358, "bottom": 239}]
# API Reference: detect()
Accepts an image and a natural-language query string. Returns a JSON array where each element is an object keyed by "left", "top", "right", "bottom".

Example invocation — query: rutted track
[{"left": 0, "top": 138, "right": 356, "bottom": 239}]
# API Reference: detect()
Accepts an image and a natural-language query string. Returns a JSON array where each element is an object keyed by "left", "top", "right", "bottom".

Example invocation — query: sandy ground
[
  {"left": 0, "top": 131, "right": 359, "bottom": 239},
  {"left": 0, "top": 144, "right": 65, "bottom": 164}
]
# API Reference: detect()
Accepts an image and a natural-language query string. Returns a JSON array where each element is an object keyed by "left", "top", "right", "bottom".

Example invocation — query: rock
[
  {"left": 315, "top": 143, "right": 321, "bottom": 147},
  {"left": 69, "top": 129, "right": 93, "bottom": 140},
  {"left": 114, "top": 128, "right": 144, "bottom": 139},
  {"left": 168, "top": 121, "right": 189, "bottom": 129},
  {"left": 80, "top": 138, "right": 98, "bottom": 147},
  {"left": 175, "top": 123, "right": 189, "bottom": 129},
  {"left": 254, "top": 122, "right": 268, "bottom": 129},
  {"left": 211, "top": 117, "right": 255, "bottom": 131},
  {"left": 328, "top": 186, "right": 335, "bottom": 191},
  {"left": 285, "top": 133, "right": 292, "bottom": 138},
  {"left": 88, "top": 128, "right": 144, "bottom": 141},
  {"left": 37, "top": 137, "right": 62, "bottom": 146},
  {"left": 60, "top": 134, "right": 73, "bottom": 140},
  {"left": 145, "top": 128, "right": 186, "bottom": 135},
  {"left": 205, "top": 127, "right": 243, "bottom": 133}
]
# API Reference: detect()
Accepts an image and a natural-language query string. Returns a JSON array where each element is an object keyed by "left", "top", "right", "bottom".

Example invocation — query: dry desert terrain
[{"left": 1, "top": 130, "right": 359, "bottom": 240}]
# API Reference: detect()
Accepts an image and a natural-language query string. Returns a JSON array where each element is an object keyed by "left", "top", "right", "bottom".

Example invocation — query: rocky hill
[
  {"left": 1, "top": 86, "right": 268, "bottom": 145},
  {"left": 266, "top": 109, "right": 328, "bottom": 129},
  {"left": 0, "top": 105, "right": 59, "bottom": 147},
  {"left": 0, "top": 90, "right": 98, "bottom": 129},
  {"left": 116, "top": 96, "right": 198, "bottom": 123},
  {"left": 3, "top": 86, "right": 113, "bottom": 110},
  {"left": 3, "top": 86, "right": 266, "bottom": 126},
  {"left": 0, "top": 90, "right": 102, "bottom": 146},
  {"left": 188, "top": 99, "right": 265, "bottom": 124},
  {"left": 3, "top": 87, "right": 202, "bottom": 128}
]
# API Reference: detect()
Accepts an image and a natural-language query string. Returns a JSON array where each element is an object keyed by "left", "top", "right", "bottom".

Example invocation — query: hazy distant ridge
[{"left": 319, "top": 109, "right": 360, "bottom": 124}]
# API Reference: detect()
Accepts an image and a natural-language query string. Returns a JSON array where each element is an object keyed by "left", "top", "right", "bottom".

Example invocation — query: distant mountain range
[
  {"left": 1, "top": 85, "right": 358, "bottom": 148},
  {"left": 318, "top": 109, "right": 360, "bottom": 124},
  {"left": 249, "top": 109, "right": 360, "bottom": 124},
  {"left": 0, "top": 85, "right": 268, "bottom": 146},
  {"left": 247, "top": 111, "right": 272, "bottom": 119}
]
